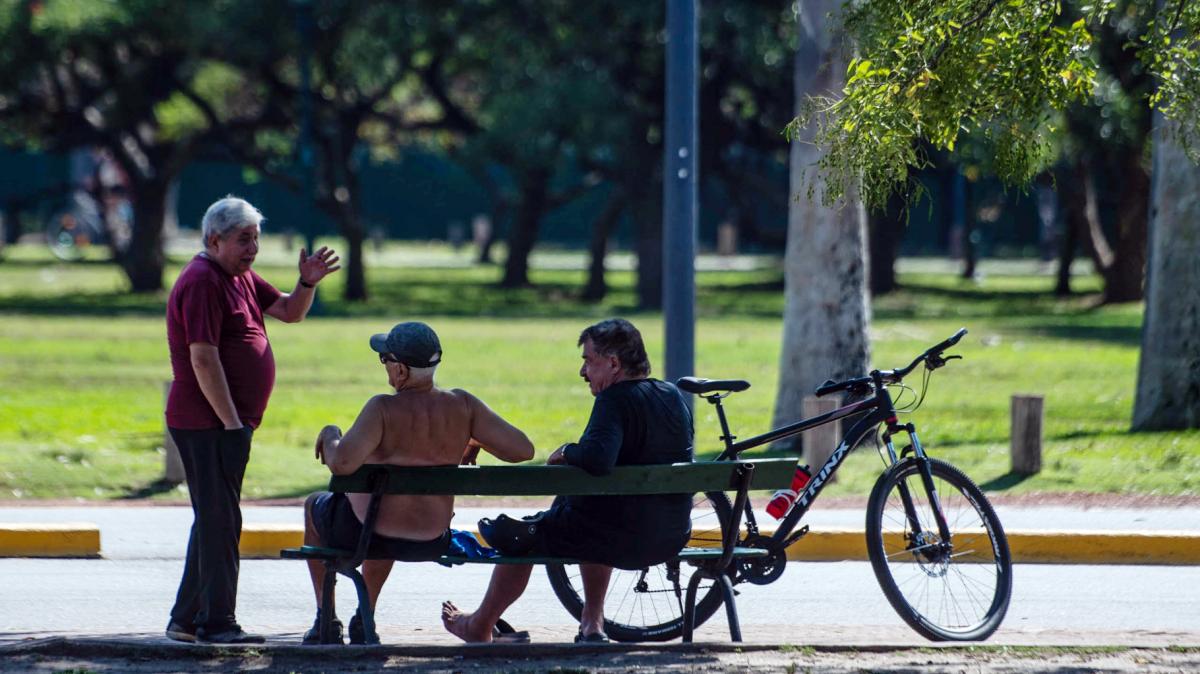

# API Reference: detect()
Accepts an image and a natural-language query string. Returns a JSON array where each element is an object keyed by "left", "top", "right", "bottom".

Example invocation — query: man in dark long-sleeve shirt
[{"left": 443, "top": 319, "right": 693, "bottom": 643}]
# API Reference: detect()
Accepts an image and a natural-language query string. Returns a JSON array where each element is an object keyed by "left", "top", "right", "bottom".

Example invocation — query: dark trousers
[{"left": 168, "top": 426, "right": 253, "bottom": 631}]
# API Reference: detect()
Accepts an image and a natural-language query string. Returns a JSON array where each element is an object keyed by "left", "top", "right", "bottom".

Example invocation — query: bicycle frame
[{"left": 707, "top": 378, "right": 949, "bottom": 552}]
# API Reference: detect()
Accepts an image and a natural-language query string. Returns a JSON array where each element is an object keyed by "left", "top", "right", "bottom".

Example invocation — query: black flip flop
[
  {"left": 493, "top": 618, "right": 531, "bottom": 643},
  {"left": 574, "top": 630, "right": 610, "bottom": 644}
]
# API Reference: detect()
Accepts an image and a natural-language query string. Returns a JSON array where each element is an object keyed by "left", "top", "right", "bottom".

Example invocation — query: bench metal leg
[
  {"left": 319, "top": 561, "right": 338, "bottom": 644},
  {"left": 339, "top": 566, "right": 378, "bottom": 645},
  {"left": 717, "top": 573, "right": 742, "bottom": 642},
  {"left": 682, "top": 572, "right": 703, "bottom": 643}
]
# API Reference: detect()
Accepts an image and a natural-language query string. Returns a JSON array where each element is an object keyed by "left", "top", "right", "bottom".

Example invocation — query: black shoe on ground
[
  {"left": 348, "top": 610, "right": 380, "bottom": 645},
  {"left": 196, "top": 624, "right": 265, "bottom": 644},
  {"left": 165, "top": 621, "right": 196, "bottom": 643},
  {"left": 302, "top": 610, "right": 344, "bottom": 645}
]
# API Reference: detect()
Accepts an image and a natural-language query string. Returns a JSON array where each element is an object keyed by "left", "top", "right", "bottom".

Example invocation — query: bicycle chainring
[{"left": 735, "top": 534, "right": 788, "bottom": 586}]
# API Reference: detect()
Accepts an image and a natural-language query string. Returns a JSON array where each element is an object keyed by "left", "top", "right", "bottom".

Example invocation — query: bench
[{"left": 281, "top": 457, "right": 797, "bottom": 644}]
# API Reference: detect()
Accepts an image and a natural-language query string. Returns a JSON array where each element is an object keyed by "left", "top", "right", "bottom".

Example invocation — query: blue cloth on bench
[{"left": 447, "top": 528, "right": 498, "bottom": 559}]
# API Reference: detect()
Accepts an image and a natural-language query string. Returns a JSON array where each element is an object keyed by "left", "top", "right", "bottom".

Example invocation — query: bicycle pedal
[{"left": 782, "top": 525, "right": 810, "bottom": 549}]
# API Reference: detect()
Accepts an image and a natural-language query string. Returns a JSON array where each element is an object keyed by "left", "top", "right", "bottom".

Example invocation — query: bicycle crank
[{"left": 735, "top": 534, "right": 789, "bottom": 585}]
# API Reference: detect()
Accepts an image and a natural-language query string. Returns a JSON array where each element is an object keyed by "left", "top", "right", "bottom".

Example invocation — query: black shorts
[
  {"left": 524, "top": 496, "right": 690, "bottom": 570},
  {"left": 311, "top": 492, "right": 450, "bottom": 561}
]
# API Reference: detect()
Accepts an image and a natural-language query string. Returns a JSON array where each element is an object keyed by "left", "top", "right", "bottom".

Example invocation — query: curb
[
  {"left": 3, "top": 524, "right": 1198, "bottom": 565},
  {"left": 0, "top": 523, "right": 100, "bottom": 558},
  {"left": 236, "top": 525, "right": 1200, "bottom": 565}
]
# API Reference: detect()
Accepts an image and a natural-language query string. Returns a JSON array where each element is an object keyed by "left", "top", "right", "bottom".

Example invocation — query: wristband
[{"left": 299, "top": 278, "right": 315, "bottom": 288}]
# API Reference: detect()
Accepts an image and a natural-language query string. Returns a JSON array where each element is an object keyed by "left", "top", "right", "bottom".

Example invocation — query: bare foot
[{"left": 441, "top": 600, "right": 493, "bottom": 643}]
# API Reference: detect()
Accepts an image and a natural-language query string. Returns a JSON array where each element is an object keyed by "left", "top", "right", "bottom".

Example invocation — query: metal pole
[
  {"left": 295, "top": 0, "right": 317, "bottom": 257},
  {"left": 663, "top": 0, "right": 698, "bottom": 391},
  {"left": 294, "top": 0, "right": 321, "bottom": 312}
]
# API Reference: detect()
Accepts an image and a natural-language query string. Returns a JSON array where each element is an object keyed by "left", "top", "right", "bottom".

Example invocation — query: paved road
[{"left": 2, "top": 503, "right": 1198, "bottom": 648}]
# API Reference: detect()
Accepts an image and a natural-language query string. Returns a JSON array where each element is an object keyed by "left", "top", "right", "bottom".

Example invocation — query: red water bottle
[{"left": 766, "top": 465, "right": 812, "bottom": 520}]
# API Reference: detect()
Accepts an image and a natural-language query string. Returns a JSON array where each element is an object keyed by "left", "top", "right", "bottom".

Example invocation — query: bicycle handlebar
[{"left": 814, "top": 327, "right": 967, "bottom": 397}]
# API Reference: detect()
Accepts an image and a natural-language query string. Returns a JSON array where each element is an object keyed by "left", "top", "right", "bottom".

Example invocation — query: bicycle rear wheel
[
  {"left": 545, "top": 491, "right": 733, "bottom": 642},
  {"left": 866, "top": 457, "right": 1012, "bottom": 641}
]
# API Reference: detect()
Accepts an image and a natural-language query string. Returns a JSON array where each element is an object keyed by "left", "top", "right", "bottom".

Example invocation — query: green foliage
[
  {"left": 1145, "top": 0, "right": 1200, "bottom": 158},
  {"left": 796, "top": 0, "right": 1200, "bottom": 207}
]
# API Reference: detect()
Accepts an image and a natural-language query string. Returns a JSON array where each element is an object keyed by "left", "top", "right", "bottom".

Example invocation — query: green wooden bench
[{"left": 281, "top": 458, "right": 797, "bottom": 645}]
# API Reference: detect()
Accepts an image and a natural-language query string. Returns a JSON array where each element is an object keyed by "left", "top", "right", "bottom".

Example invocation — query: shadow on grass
[
  {"left": 1008, "top": 322, "right": 1143, "bottom": 348},
  {"left": 117, "top": 478, "right": 185, "bottom": 500},
  {"left": 978, "top": 471, "right": 1036, "bottom": 492}
]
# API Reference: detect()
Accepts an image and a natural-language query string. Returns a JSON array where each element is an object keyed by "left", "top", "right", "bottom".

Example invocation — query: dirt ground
[{"left": 4, "top": 643, "right": 1199, "bottom": 674}]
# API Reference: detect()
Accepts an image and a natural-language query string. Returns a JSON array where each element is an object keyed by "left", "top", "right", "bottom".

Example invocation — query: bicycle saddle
[{"left": 675, "top": 377, "right": 751, "bottom": 394}]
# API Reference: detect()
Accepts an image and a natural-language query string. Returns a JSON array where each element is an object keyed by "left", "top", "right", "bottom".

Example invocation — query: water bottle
[{"left": 766, "top": 464, "right": 812, "bottom": 520}]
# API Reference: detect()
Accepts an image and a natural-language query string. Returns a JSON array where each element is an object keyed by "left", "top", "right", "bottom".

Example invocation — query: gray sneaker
[{"left": 165, "top": 621, "right": 196, "bottom": 643}]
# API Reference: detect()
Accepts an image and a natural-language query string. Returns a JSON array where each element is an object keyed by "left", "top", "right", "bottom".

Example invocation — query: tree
[
  {"left": 772, "top": 0, "right": 871, "bottom": 450},
  {"left": 1132, "top": 117, "right": 1200, "bottom": 429},
  {"left": 0, "top": 0, "right": 258, "bottom": 291},
  {"left": 795, "top": 0, "right": 1200, "bottom": 429},
  {"left": 206, "top": 1, "right": 476, "bottom": 301}
]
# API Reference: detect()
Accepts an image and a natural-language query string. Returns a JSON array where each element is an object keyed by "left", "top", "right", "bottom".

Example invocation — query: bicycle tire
[
  {"left": 866, "top": 457, "right": 1012, "bottom": 641},
  {"left": 545, "top": 490, "right": 734, "bottom": 642}
]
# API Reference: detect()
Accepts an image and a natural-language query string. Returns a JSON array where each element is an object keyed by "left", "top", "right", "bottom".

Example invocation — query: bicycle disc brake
[{"left": 735, "top": 534, "right": 789, "bottom": 585}]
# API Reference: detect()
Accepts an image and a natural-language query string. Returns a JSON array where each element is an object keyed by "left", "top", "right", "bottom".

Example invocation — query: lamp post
[
  {"left": 663, "top": 0, "right": 699, "bottom": 395},
  {"left": 292, "top": 0, "right": 321, "bottom": 311}
]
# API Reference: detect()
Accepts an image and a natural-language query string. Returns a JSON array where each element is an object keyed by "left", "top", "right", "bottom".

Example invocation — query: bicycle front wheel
[
  {"left": 866, "top": 457, "right": 1012, "bottom": 641},
  {"left": 545, "top": 490, "right": 733, "bottom": 642}
]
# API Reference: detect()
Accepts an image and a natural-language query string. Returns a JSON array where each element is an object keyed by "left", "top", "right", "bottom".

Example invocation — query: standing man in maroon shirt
[{"left": 164, "top": 196, "right": 339, "bottom": 644}]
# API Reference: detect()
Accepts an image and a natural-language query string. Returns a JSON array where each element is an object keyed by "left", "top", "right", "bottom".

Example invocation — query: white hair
[
  {"left": 201, "top": 196, "right": 264, "bottom": 245},
  {"left": 407, "top": 365, "right": 438, "bottom": 384}
]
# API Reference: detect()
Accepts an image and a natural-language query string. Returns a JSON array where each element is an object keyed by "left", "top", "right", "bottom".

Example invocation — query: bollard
[
  {"left": 1011, "top": 394, "right": 1044, "bottom": 475},
  {"left": 163, "top": 381, "right": 185, "bottom": 484},
  {"left": 801, "top": 396, "right": 841, "bottom": 482},
  {"left": 717, "top": 221, "right": 738, "bottom": 256}
]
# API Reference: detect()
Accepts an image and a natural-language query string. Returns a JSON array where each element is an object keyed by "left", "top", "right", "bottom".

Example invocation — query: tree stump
[
  {"left": 1011, "top": 394, "right": 1044, "bottom": 475},
  {"left": 163, "top": 381, "right": 185, "bottom": 484},
  {"left": 802, "top": 395, "right": 841, "bottom": 481}
]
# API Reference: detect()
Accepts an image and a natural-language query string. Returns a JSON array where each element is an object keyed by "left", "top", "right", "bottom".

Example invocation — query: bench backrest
[{"left": 328, "top": 458, "right": 797, "bottom": 496}]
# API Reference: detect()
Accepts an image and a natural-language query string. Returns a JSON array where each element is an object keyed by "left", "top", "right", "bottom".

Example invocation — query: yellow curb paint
[
  {"left": 240, "top": 524, "right": 303, "bottom": 559},
  {"left": 236, "top": 524, "right": 1200, "bottom": 565},
  {"left": 0, "top": 523, "right": 100, "bottom": 558},
  {"left": 772, "top": 527, "right": 1200, "bottom": 565},
  {"left": 1006, "top": 529, "right": 1200, "bottom": 565}
]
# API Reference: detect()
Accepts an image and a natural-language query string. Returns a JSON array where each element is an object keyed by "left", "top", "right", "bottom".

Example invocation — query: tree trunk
[
  {"left": 633, "top": 186, "right": 663, "bottom": 310},
  {"left": 1132, "top": 119, "right": 1200, "bottom": 430},
  {"left": 500, "top": 168, "right": 550, "bottom": 288},
  {"left": 339, "top": 207, "right": 367, "bottom": 301},
  {"left": 772, "top": 0, "right": 871, "bottom": 451},
  {"left": 1100, "top": 148, "right": 1148, "bottom": 303},
  {"left": 120, "top": 178, "right": 169, "bottom": 293},
  {"left": 868, "top": 190, "right": 904, "bottom": 296},
  {"left": 1053, "top": 175, "right": 1078, "bottom": 296},
  {"left": 582, "top": 188, "right": 626, "bottom": 302}
]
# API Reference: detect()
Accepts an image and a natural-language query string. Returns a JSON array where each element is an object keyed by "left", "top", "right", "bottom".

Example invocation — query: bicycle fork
[{"left": 883, "top": 424, "right": 953, "bottom": 558}]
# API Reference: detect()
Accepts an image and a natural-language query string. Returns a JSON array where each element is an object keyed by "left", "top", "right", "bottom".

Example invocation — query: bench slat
[
  {"left": 328, "top": 458, "right": 797, "bottom": 496},
  {"left": 281, "top": 545, "right": 771, "bottom": 566}
]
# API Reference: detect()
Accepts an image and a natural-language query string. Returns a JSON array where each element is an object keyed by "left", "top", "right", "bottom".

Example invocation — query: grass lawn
[{"left": 0, "top": 239, "right": 1196, "bottom": 501}]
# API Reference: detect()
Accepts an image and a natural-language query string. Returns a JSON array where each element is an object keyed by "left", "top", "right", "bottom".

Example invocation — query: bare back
[{"left": 339, "top": 386, "right": 533, "bottom": 541}]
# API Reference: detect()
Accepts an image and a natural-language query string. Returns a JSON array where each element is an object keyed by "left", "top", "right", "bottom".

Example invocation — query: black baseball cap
[{"left": 369, "top": 321, "right": 442, "bottom": 368}]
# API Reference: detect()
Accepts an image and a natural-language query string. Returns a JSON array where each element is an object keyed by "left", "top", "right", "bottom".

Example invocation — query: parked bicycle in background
[{"left": 43, "top": 148, "right": 133, "bottom": 261}]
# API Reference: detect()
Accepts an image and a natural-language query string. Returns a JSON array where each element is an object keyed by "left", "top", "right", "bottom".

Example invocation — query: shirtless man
[{"left": 302, "top": 321, "right": 534, "bottom": 645}]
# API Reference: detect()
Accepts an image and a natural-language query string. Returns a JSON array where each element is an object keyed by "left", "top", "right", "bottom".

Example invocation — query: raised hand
[
  {"left": 461, "top": 438, "right": 483, "bottom": 465},
  {"left": 298, "top": 246, "right": 342, "bottom": 286}
]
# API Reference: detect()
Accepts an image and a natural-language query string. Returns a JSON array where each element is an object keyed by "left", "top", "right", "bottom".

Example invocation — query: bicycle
[{"left": 546, "top": 328, "right": 1012, "bottom": 642}]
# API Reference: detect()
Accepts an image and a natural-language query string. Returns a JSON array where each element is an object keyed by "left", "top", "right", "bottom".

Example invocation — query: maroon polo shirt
[{"left": 165, "top": 254, "right": 283, "bottom": 430}]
